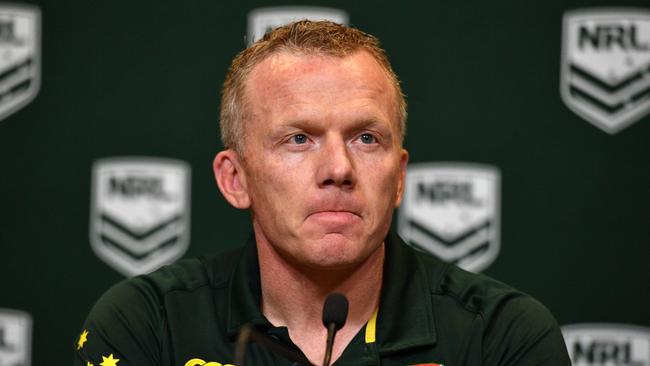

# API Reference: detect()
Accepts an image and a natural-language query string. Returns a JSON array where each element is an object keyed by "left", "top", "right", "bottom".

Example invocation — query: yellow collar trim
[{"left": 364, "top": 307, "right": 379, "bottom": 344}]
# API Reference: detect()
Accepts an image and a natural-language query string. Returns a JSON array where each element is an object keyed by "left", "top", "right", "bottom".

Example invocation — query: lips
[
  {"left": 310, "top": 210, "right": 360, "bottom": 219},
  {"left": 306, "top": 198, "right": 363, "bottom": 220},
  {"left": 307, "top": 211, "right": 362, "bottom": 231},
  {"left": 305, "top": 196, "right": 364, "bottom": 227}
]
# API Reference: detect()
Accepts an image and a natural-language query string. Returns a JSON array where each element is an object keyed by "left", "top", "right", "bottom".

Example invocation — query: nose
[{"left": 316, "top": 136, "right": 356, "bottom": 189}]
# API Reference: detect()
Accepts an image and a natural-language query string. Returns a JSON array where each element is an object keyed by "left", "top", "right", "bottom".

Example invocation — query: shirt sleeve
[
  {"left": 73, "top": 277, "right": 165, "bottom": 366},
  {"left": 481, "top": 294, "right": 571, "bottom": 366}
]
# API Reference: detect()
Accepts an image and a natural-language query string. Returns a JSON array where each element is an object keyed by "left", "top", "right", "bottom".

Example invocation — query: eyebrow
[
  {"left": 345, "top": 117, "right": 394, "bottom": 137},
  {"left": 276, "top": 117, "right": 393, "bottom": 135}
]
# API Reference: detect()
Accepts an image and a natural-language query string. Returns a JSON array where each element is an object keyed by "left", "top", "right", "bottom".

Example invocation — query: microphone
[{"left": 321, "top": 293, "right": 349, "bottom": 366}]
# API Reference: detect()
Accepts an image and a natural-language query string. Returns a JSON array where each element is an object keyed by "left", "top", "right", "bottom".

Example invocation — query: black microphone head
[{"left": 322, "top": 293, "right": 349, "bottom": 331}]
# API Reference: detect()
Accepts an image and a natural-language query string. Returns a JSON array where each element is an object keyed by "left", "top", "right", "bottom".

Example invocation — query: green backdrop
[{"left": 0, "top": 0, "right": 648, "bottom": 364}]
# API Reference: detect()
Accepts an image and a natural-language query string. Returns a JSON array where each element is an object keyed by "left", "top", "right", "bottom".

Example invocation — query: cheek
[
  {"left": 247, "top": 156, "right": 310, "bottom": 209},
  {"left": 368, "top": 160, "right": 403, "bottom": 206},
  {"left": 369, "top": 154, "right": 401, "bottom": 183}
]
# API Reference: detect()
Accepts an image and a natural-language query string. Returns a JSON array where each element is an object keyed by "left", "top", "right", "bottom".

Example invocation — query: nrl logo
[
  {"left": 247, "top": 6, "right": 348, "bottom": 45},
  {"left": 90, "top": 157, "right": 191, "bottom": 277},
  {"left": 397, "top": 163, "right": 500, "bottom": 272},
  {"left": 560, "top": 8, "right": 650, "bottom": 134},
  {"left": 0, "top": 3, "right": 40, "bottom": 122},
  {"left": 0, "top": 308, "right": 32, "bottom": 366},
  {"left": 562, "top": 323, "right": 650, "bottom": 366}
]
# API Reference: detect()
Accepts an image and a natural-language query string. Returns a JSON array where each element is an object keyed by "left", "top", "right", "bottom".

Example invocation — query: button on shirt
[{"left": 74, "top": 232, "right": 571, "bottom": 365}]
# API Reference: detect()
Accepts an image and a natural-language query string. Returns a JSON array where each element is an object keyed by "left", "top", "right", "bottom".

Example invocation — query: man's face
[{"left": 239, "top": 50, "right": 407, "bottom": 270}]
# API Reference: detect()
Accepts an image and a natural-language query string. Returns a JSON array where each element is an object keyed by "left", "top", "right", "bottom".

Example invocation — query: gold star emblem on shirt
[
  {"left": 77, "top": 330, "right": 89, "bottom": 350},
  {"left": 87, "top": 362, "right": 94, "bottom": 366},
  {"left": 100, "top": 354, "right": 120, "bottom": 366}
]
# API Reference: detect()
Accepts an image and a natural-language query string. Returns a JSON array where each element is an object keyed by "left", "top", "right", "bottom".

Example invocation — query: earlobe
[
  {"left": 213, "top": 150, "right": 251, "bottom": 209},
  {"left": 394, "top": 149, "right": 409, "bottom": 207}
]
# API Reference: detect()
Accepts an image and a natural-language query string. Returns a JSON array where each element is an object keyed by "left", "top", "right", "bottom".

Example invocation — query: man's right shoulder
[
  {"left": 90, "top": 244, "right": 245, "bottom": 318},
  {"left": 137, "top": 244, "right": 244, "bottom": 296},
  {"left": 73, "top": 245, "right": 244, "bottom": 365}
]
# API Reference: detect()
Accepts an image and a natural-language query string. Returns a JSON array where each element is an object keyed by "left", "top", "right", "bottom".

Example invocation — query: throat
[{"left": 256, "top": 239, "right": 385, "bottom": 365}]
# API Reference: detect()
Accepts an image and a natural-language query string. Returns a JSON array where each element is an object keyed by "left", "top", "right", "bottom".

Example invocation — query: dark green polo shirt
[{"left": 73, "top": 233, "right": 571, "bottom": 365}]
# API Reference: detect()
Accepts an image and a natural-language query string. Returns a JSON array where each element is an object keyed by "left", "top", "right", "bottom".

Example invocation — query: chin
[
  {"left": 302, "top": 256, "right": 360, "bottom": 271},
  {"left": 299, "top": 234, "right": 373, "bottom": 270}
]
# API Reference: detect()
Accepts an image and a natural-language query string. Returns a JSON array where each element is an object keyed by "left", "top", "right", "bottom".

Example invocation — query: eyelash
[
  {"left": 290, "top": 134, "right": 309, "bottom": 144},
  {"left": 358, "top": 133, "right": 376, "bottom": 144},
  {"left": 285, "top": 132, "right": 379, "bottom": 145}
]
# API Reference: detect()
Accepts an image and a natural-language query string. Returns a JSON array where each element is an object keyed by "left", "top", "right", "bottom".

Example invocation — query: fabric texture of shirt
[{"left": 73, "top": 232, "right": 571, "bottom": 366}]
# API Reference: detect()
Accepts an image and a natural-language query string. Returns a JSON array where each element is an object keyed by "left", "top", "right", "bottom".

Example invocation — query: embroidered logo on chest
[{"left": 183, "top": 358, "right": 234, "bottom": 366}]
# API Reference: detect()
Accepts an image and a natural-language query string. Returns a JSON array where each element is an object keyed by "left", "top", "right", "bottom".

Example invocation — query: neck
[{"left": 255, "top": 230, "right": 384, "bottom": 365}]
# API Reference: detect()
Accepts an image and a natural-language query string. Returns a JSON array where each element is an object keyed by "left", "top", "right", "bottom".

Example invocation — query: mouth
[
  {"left": 307, "top": 210, "right": 362, "bottom": 228},
  {"left": 306, "top": 197, "right": 364, "bottom": 226},
  {"left": 310, "top": 210, "right": 360, "bottom": 218}
]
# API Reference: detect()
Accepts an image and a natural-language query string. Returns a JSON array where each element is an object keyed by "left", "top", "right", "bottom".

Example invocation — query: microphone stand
[
  {"left": 236, "top": 293, "right": 348, "bottom": 366},
  {"left": 321, "top": 293, "right": 349, "bottom": 366},
  {"left": 322, "top": 322, "right": 338, "bottom": 366},
  {"left": 235, "top": 323, "right": 314, "bottom": 366}
]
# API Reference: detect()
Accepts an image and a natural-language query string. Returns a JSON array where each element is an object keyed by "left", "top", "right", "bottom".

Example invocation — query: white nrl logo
[
  {"left": 0, "top": 3, "right": 40, "bottom": 122},
  {"left": 247, "top": 6, "right": 349, "bottom": 45},
  {"left": 397, "top": 163, "right": 500, "bottom": 272},
  {"left": 562, "top": 323, "right": 650, "bottom": 366},
  {"left": 560, "top": 8, "right": 650, "bottom": 134},
  {"left": 0, "top": 308, "right": 32, "bottom": 366},
  {"left": 90, "top": 157, "right": 191, "bottom": 277}
]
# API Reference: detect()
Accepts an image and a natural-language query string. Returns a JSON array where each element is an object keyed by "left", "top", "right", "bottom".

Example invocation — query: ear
[
  {"left": 394, "top": 149, "right": 409, "bottom": 207},
  {"left": 213, "top": 149, "right": 251, "bottom": 209}
]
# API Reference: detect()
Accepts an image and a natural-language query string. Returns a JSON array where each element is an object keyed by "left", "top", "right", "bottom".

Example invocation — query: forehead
[
  {"left": 243, "top": 50, "right": 398, "bottom": 121},
  {"left": 249, "top": 50, "right": 390, "bottom": 87}
]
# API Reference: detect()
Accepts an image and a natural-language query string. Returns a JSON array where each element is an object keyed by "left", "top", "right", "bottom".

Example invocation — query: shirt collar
[
  {"left": 375, "top": 230, "right": 438, "bottom": 353},
  {"left": 227, "top": 235, "right": 268, "bottom": 337},
  {"left": 226, "top": 231, "right": 440, "bottom": 352}
]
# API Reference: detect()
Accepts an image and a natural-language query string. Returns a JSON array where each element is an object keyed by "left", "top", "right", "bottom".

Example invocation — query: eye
[
  {"left": 358, "top": 133, "right": 376, "bottom": 144},
  {"left": 290, "top": 134, "right": 308, "bottom": 144}
]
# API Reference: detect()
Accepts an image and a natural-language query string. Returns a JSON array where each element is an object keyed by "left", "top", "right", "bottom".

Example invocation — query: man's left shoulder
[
  {"left": 414, "top": 252, "right": 571, "bottom": 364},
  {"left": 413, "top": 252, "right": 551, "bottom": 321}
]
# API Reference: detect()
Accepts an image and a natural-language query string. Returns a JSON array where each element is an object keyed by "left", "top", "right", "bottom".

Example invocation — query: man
[{"left": 74, "top": 21, "right": 571, "bottom": 365}]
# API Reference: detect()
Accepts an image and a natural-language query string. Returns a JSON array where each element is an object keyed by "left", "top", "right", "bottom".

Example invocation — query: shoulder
[
  {"left": 104, "top": 244, "right": 241, "bottom": 306},
  {"left": 90, "top": 245, "right": 243, "bottom": 319},
  {"left": 413, "top": 251, "right": 570, "bottom": 364},
  {"left": 74, "top": 246, "right": 244, "bottom": 365},
  {"left": 411, "top": 250, "right": 550, "bottom": 321},
  {"left": 150, "top": 244, "right": 246, "bottom": 292}
]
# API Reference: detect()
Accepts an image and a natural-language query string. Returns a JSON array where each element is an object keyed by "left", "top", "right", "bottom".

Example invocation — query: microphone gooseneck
[
  {"left": 234, "top": 323, "right": 313, "bottom": 366},
  {"left": 234, "top": 324, "right": 252, "bottom": 366},
  {"left": 321, "top": 293, "right": 349, "bottom": 366}
]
